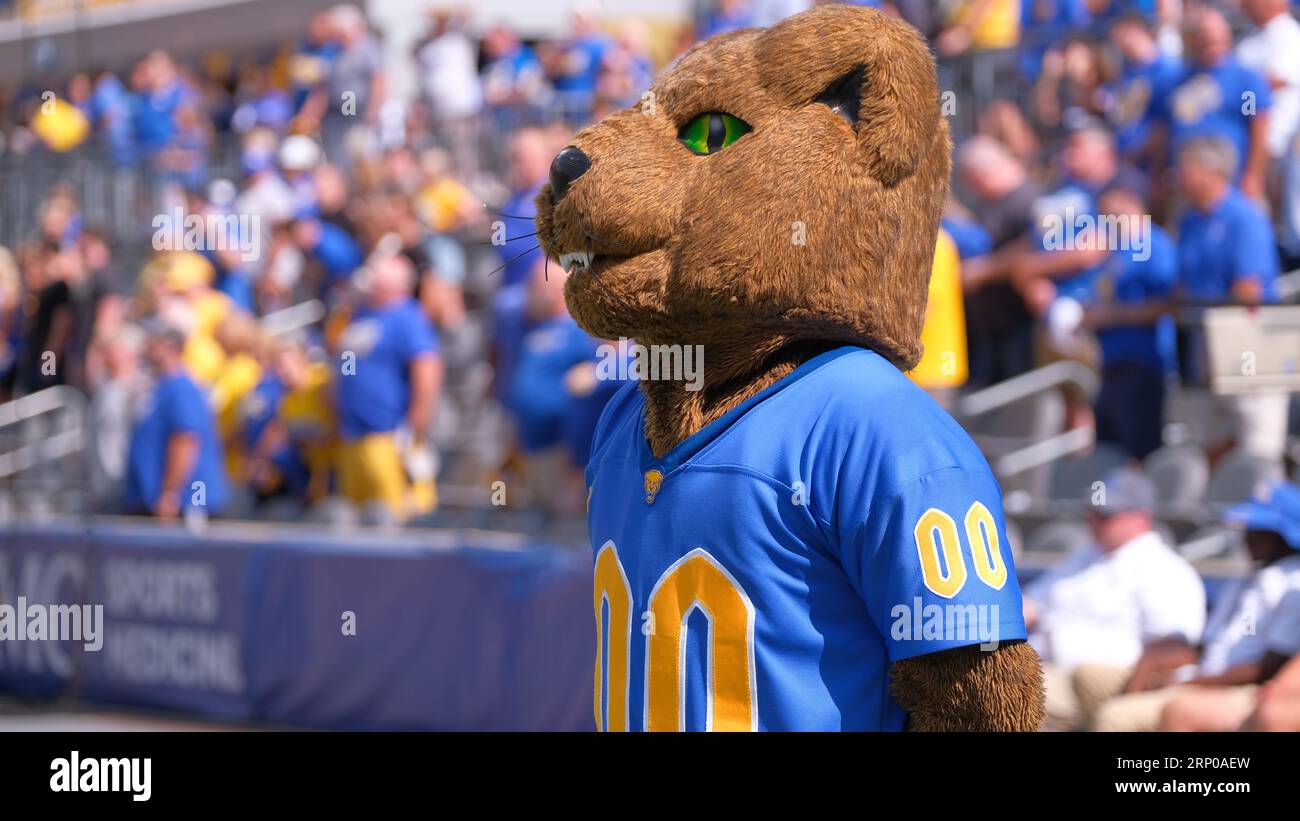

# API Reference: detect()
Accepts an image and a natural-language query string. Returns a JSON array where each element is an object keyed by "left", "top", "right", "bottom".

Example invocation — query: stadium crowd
[{"left": 1, "top": 1, "right": 1300, "bottom": 730}]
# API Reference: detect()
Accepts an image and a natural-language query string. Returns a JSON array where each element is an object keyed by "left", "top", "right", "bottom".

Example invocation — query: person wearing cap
[
  {"left": 141, "top": 250, "right": 231, "bottom": 386},
  {"left": 124, "top": 320, "right": 228, "bottom": 519},
  {"left": 1155, "top": 481, "right": 1300, "bottom": 730},
  {"left": 1089, "top": 480, "right": 1300, "bottom": 731},
  {"left": 1022, "top": 466, "right": 1205, "bottom": 730}
]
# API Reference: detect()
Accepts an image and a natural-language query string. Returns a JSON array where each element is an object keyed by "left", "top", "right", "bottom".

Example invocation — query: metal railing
[
  {"left": 0, "top": 384, "right": 87, "bottom": 485},
  {"left": 957, "top": 359, "right": 1100, "bottom": 478}
]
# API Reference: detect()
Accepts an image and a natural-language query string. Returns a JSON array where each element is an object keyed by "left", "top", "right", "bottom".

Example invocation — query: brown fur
[
  {"left": 891, "top": 642, "right": 1047, "bottom": 732},
  {"left": 538, "top": 5, "right": 1043, "bottom": 731}
]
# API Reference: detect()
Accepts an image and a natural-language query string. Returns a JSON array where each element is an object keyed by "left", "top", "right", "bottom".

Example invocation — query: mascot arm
[{"left": 890, "top": 642, "right": 1045, "bottom": 731}]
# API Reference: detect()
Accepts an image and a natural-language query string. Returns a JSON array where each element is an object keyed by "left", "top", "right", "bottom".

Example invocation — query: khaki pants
[
  {"left": 1042, "top": 663, "right": 1132, "bottom": 731},
  {"left": 1093, "top": 684, "right": 1258, "bottom": 732}
]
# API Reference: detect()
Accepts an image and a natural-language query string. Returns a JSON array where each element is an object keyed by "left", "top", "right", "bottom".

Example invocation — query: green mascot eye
[{"left": 678, "top": 112, "right": 751, "bottom": 155}]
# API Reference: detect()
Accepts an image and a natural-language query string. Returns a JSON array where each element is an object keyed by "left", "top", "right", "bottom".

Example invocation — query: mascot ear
[{"left": 757, "top": 6, "right": 940, "bottom": 187}]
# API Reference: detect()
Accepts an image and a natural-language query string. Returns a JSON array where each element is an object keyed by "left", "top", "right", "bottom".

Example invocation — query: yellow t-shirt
[
  {"left": 192, "top": 290, "right": 233, "bottom": 337},
  {"left": 417, "top": 178, "right": 473, "bottom": 233},
  {"left": 279, "top": 362, "right": 337, "bottom": 476},
  {"left": 30, "top": 97, "right": 91, "bottom": 152},
  {"left": 183, "top": 332, "right": 227, "bottom": 387},
  {"left": 910, "top": 230, "right": 968, "bottom": 389},
  {"left": 951, "top": 0, "right": 1021, "bottom": 51}
]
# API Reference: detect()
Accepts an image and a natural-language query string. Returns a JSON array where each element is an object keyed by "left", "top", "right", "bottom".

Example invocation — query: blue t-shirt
[
  {"left": 309, "top": 220, "right": 364, "bottom": 284},
  {"left": 1176, "top": 188, "right": 1279, "bottom": 302},
  {"left": 940, "top": 215, "right": 993, "bottom": 259},
  {"left": 1106, "top": 53, "right": 1184, "bottom": 157},
  {"left": 553, "top": 35, "right": 610, "bottom": 94},
  {"left": 1093, "top": 224, "right": 1178, "bottom": 369},
  {"left": 490, "top": 282, "right": 534, "bottom": 405},
  {"left": 586, "top": 346, "right": 1027, "bottom": 731},
  {"left": 1019, "top": 0, "right": 1092, "bottom": 77},
  {"left": 132, "top": 79, "right": 190, "bottom": 153},
  {"left": 509, "top": 316, "right": 599, "bottom": 452},
  {"left": 1161, "top": 59, "right": 1272, "bottom": 174},
  {"left": 125, "top": 371, "right": 228, "bottom": 514},
  {"left": 497, "top": 185, "right": 543, "bottom": 287},
  {"left": 337, "top": 299, "right": 439, "bottom": 439},
  {"left": 1032, "top": 183, "right": 1102, "bottom": 300}
]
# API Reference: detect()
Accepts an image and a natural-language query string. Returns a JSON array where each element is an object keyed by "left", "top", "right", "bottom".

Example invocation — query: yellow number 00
[
  {"left": 913, "top": 501, "right": 1008, "bottom": 598},
  {"left": 593, "top": 543, "right": 757, "bottom": 732}
]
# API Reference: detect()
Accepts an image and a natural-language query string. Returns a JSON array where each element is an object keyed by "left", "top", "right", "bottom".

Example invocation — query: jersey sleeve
[{"left": 845, "top": 466, "right": 1028, "bottom": 663}]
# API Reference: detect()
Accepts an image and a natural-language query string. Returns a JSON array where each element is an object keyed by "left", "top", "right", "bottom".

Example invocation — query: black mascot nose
[{"left": 549, "top": 146, "right": 591, "bottom": 200}]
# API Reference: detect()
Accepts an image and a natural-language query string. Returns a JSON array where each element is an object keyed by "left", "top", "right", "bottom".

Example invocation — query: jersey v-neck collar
[{"left": 635, "top": 344, "right": 866, "bottom": 475}]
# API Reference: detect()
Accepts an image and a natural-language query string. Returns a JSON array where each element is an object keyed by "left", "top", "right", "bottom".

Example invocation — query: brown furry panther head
[{"left": 535, "top": 4, "right": 950, "bottom": 373}]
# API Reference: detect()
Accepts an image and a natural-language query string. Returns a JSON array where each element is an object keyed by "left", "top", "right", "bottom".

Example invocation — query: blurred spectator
[
  {"left": 596, "top": 21, "right": 655, "bottom": 115},
  {"left": 130, "top": 51, "right": 193, "bottom": 163},
  {"left": 291, "top": 215, "right": 364, "bottom": 293},
  {"left": 937, "top": 0, "right": 1021, "bottom": 110},
  {"left": 288, "top": 11, "right": 341, "bottom": 115},
  {"left": 335, "top": 254, "right": 442, "bottom": 521},
  {"left": 235, "top": 128, "right": 296, "bottom": 227},
  {"left": 1087, "top": 480, "right": 1300, "bottom": 731},
  {"left": 547, "top": 3, "right": 612, "bottom": 125},
  {"left": 87, "top": 322, "right": 149, "bottom": 509},
  {"left": 309, "top": 4, "right": 386, "bottom": 168},
  {"left": 1084, "top": 185, "right": 1177, "bottom": 460},
  {"left": 508, "top": 263, "right": 598, "bottom": 511},
  {"left": 1103, "top": 13, "right": 1183, "bottom": 171},
  {"left": 0, "top": 246, "right": 20, "bottom": 394},
  {"left": 1236, "top": 0, "right": 1300, "bottom": 163},
  {"left": 481, "top": 23, "right": 548, "bottom": 134},
  {"left": 495, "top": 128, "right": 552, "bottom": 288},
  {"left": 417, "top": 9, "right": 482, "bottom": 177},
  {"left": 1160, "top": 6, "right": 1271, "bottom": 199},
  {"left": 1173, "top": 136, "right": 1287, "bottom": 463},
  {"left": 1023, "top": 468, "right": 1205, "bottom": 731},
  {"left": 125, "top": 321, "right": 229, "bottom": 519},
  {"left": 16, "top": 244, "right": 90, "bottom": 394},
  {"left": 955, "top": 136, "right": 1043, "bottom": 385},
  {"left": 700, "top": 0, "right": 754, "bottom": 39},
  {"left": 247, "top": 335, "right": 336, "bottom": 505}
]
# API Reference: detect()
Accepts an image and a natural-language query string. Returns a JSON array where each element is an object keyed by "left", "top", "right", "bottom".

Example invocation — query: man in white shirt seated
[
  {"left": 1092, "top": 480, "right": 1300, "bottom": 731},
  {"left": 1023, "top": 467, "right": 1206, "bottom": 730}
]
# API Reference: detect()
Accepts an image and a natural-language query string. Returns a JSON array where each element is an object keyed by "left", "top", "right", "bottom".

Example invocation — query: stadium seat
[
  {"left": 1025, "top": 520, "right": 1091, "bottom": 554},
  {"left": 1177, "top": 525, "right": 1241, "bottom": 562},
  {"left": 1143, "top": 444, "right": 1210, "bottom": 509},
  {"left": 1205, "top": 449, "right": 1285, "bottom": 506},
  {"left": 1047, "top": 443, "right": 1131, "bottom": 504}
]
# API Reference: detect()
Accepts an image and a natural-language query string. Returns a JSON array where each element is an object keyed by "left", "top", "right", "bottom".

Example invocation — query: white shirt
[
  {"left": 419, "top": 32, "right": 482, "bottom": 120},
  {"left": 1237, "top": 12, "right": 1300, "bottom": 158},
  {"left": 1025, "top": 531, "right": 1206, "bottom": 669},
  {"left": 1199, "top": 553, "right": 1300, "bottom": 677}
]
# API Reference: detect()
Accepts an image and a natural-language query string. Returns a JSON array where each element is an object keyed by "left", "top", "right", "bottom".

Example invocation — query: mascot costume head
[{"left": 539, "top": 5, "right": 1044, "bottom": 732}]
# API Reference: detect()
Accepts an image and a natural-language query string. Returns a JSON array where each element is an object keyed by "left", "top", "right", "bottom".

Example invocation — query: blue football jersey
[{"left": 586, "top": 346, "right": 1028, "bottom": 731}]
